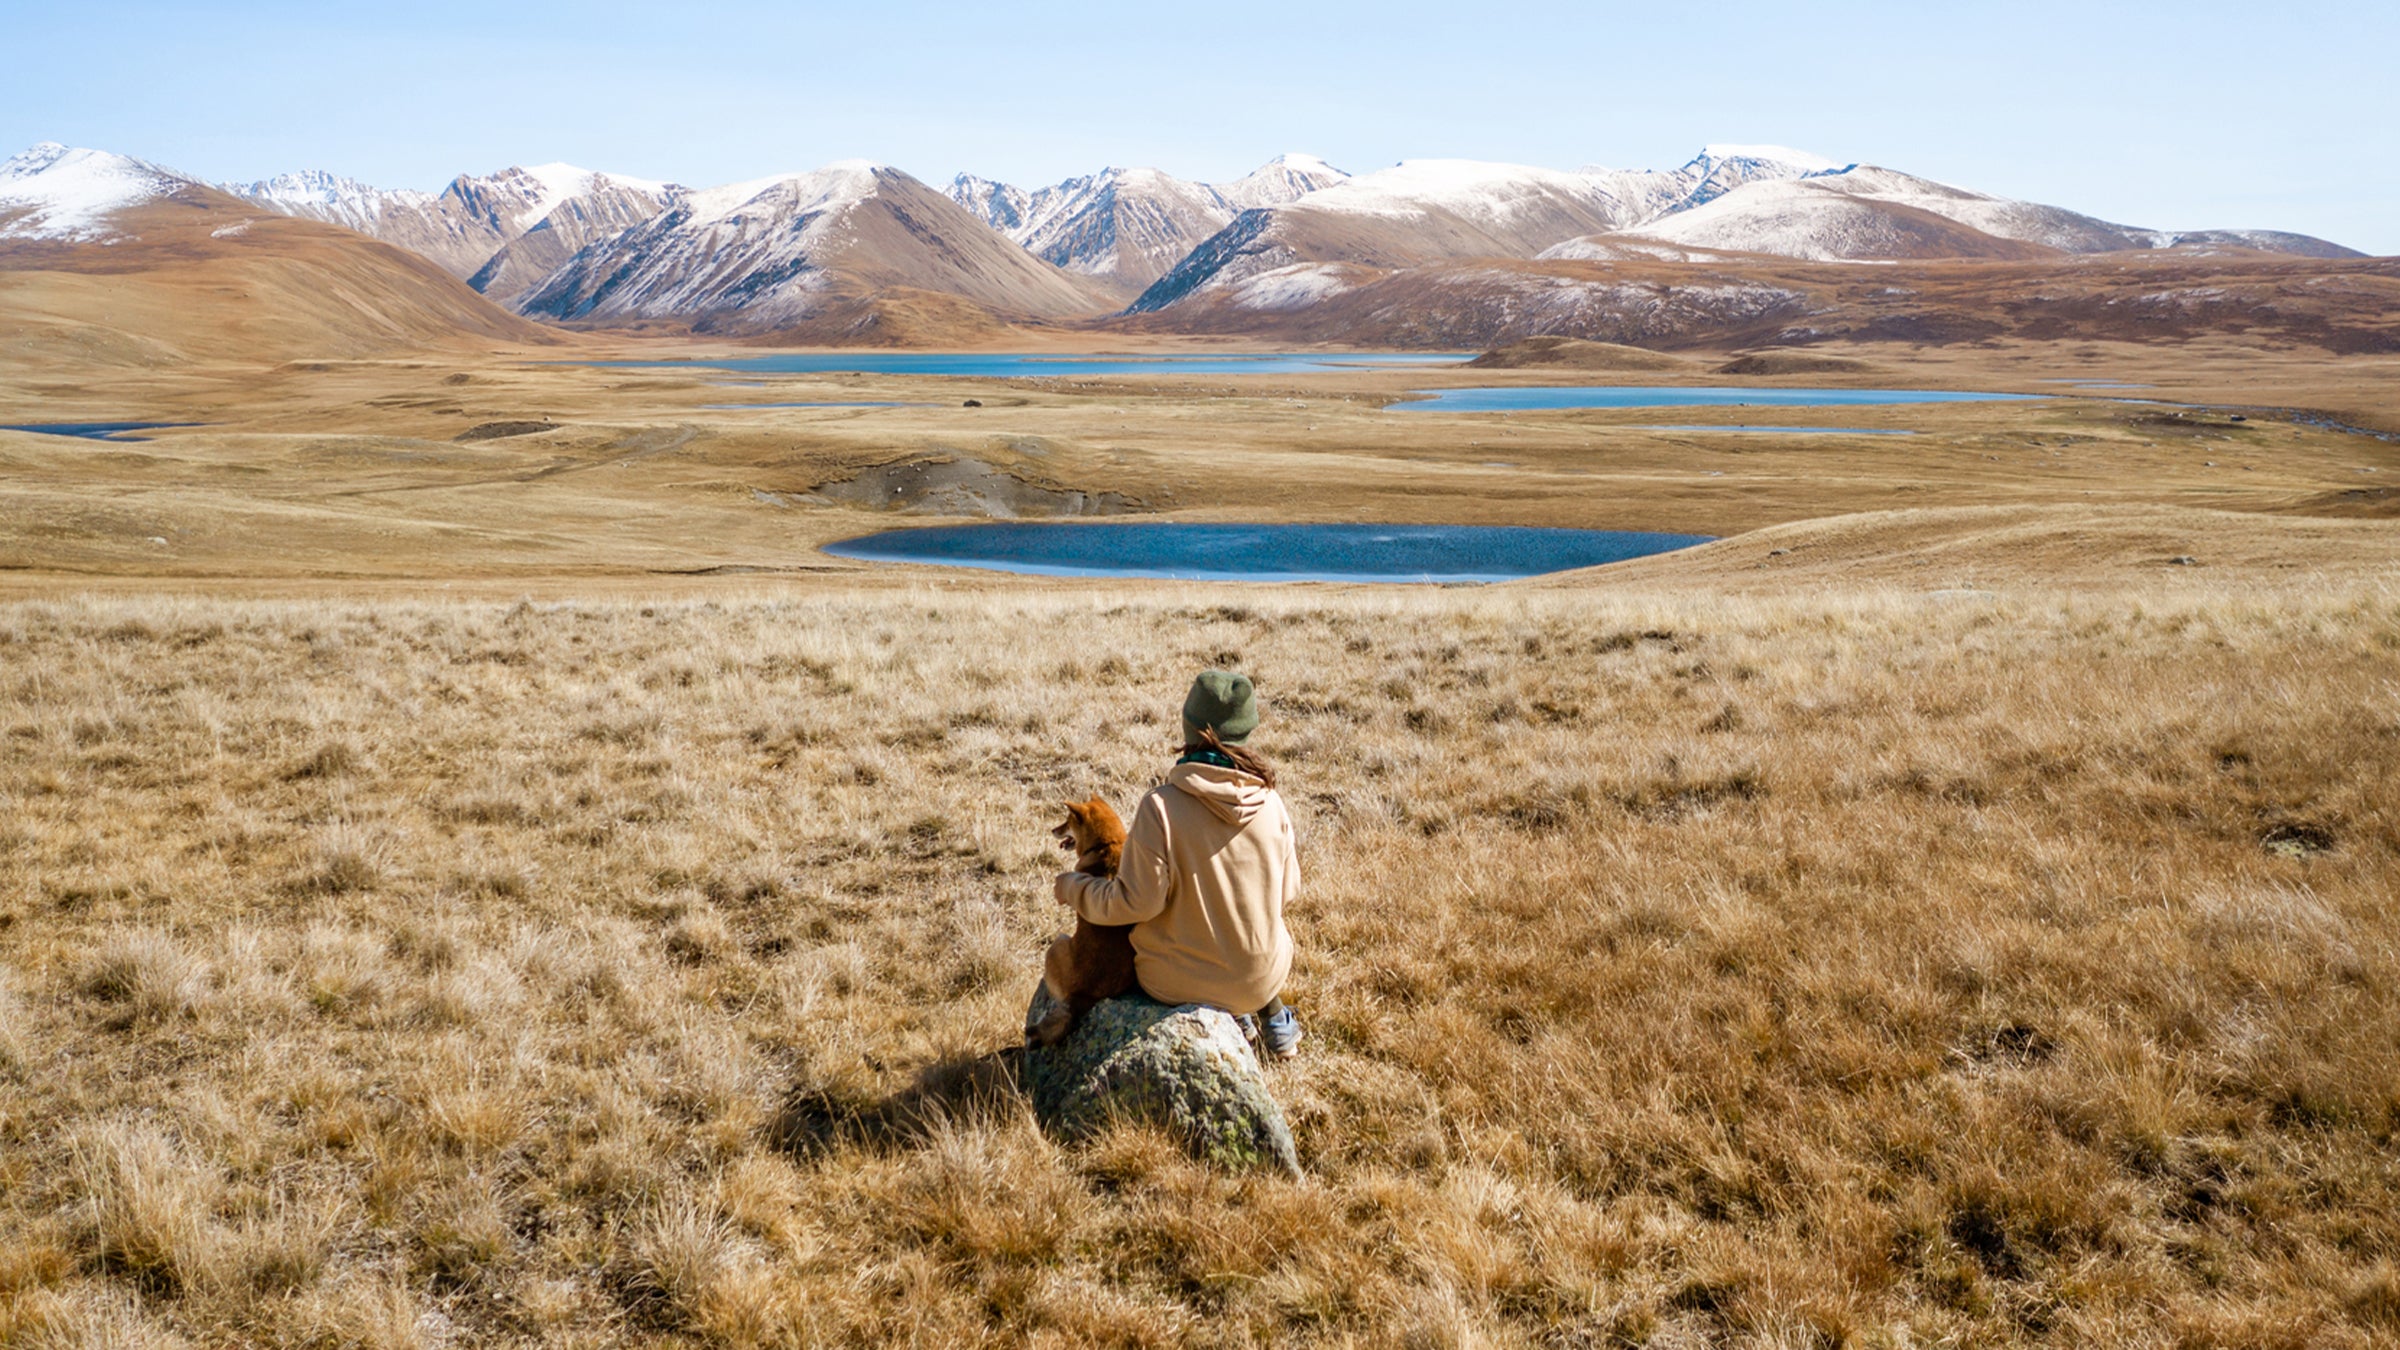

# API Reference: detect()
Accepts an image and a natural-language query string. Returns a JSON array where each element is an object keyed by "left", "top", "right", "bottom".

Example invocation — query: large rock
[{"left": 1022, "top": 985, "right": 1300, "bottom": 1175}]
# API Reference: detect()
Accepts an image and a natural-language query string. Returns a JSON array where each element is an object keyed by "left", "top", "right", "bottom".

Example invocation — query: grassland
[
  {"left": 3, "top": 325, "right": 2399, "bottom": 1345},
  {"left": 2, "top": 579, "right": 2397, "bottom": 1347},
  {"left": 3, "top": 336, "right": 2397, "bottom": 586}
]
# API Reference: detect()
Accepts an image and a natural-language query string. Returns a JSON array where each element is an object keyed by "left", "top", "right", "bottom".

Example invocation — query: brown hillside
[
  {"left": 822, "top": 172, "right": 1117, "bottom": 322},
  {"left": 736, "top": 286, "right": 1022, "bottom": 348},
  {"left": 1466, "top": 336, "right": 1698, "bottom": 371},
  {"left": 1114, "top": 251, "right": 2400, "bottom": 354},
  {"left": 0, "top": 185, "right": 559, "bottom": 368},
  {"left": 1716, "top": 350, "right": 1879, "bottom": 375}
]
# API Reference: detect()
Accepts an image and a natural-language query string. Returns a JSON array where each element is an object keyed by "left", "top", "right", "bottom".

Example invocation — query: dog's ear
[{"left": 1080, "top": 795, "right": 1126, "bottom": 838}]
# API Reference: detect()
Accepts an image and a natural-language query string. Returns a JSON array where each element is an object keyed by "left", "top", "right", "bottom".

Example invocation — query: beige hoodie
[{"left": 1055, "top": 762, "right": 1298, "bottom": 1013}]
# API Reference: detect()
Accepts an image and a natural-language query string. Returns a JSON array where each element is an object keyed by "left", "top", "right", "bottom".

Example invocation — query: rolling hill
[{"left": 1, "top": 143, "right": 556, "bottom": 366}]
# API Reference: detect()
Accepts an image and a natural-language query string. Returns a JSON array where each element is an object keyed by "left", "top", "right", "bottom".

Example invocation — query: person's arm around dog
[
  {"left": 1051, "top": 671, "right": 1302, "bottom": 1053},
  {"left": 1055, "top": 793, "right": 1174, "bottom": 924}
]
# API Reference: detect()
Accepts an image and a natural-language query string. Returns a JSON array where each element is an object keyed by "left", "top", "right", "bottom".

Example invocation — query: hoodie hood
[{"left": 1166, "top": 761, "right": 1273, "bottom": 826}]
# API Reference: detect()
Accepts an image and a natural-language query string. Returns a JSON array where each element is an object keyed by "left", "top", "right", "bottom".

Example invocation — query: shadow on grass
[{"left": 769, "top": 1044, "right": 1029, "bottom": 1158}]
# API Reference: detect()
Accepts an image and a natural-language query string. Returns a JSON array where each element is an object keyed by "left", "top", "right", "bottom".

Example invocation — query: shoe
[{"left": 1259, "top": 1004, "right": 1303, "bottom": 1060}]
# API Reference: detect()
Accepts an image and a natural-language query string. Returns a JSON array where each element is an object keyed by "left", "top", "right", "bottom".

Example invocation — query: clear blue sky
[{"left": 7, "top": 0, "right": 2393, "bottom": 253}]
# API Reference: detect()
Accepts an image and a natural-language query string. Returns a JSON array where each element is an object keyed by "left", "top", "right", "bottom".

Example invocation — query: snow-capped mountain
[
  {"left": 0, "top": 142, "right": 190, "bottom": 242},
  {"left": 948, "top": 175, "right": 1032, "bottom": 233},
  {"left": 1666, "top": 144, "right": 1849, "bottom": 209},
  {"left": 225, "top": 169, "right": 435, "bottom": 235},
  {"left": 1125, "top": 147, "right": 1859, "bottom": 313},
  {"left": 987, "top": 167, "right": 1244, "bottom": 295},
  {"left": 227, "top": 161, "right": 680, "bottom": 285},
  {"left": 1125, "top": 155, "right": 1714, "bottom": 313},
  {"left": 1549, "top": 165, "right": 2365, "bottom": 263},
  {"left": 227, "top": 168, "right": 488, "bottom": 276},
  {"left": 1129, "top": 146, "right": 2362, "bottom": 314},
  {"left": 946, "top": 154, "right": 1350, "bottom": 295},
  {"left": 517, "top": 162, "right": 1110, "bottom": 333},
  {"left": 466, "top": 170, "right": 688, "bottom": 303},
  {"left": 1215, "top": 153, "right": 1351, "bottom": 211},
  {"left": 12, "top": 138, "right": 2370, "bottom": 347},
  {"left": 441, "top": 163, "right": 669, "bottom": 240}
]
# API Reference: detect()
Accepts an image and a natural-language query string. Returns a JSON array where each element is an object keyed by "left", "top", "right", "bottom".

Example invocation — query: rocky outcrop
[{"left": 1021, "top": 985, "right": 1299, "bottom": 1174}]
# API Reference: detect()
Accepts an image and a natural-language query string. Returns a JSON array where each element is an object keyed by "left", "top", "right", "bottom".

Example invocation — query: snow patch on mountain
[
  {"left": 682, "top": 162, "right": 881, "bottom": 226},
  {"left": 512, "top": 162, "right": 668, "bottom": 220},
  {"left": 1230, "top": 262, "right": 1361, "bottom": 311},
  {"left": 0, "top": 142, "right": 186, "bottom": 241},
  {"left": 225, "top": 169, "right": 435, "bottom": 234},
  {"left": 1298, "top": 160, "right": 1626, "bottom": 223},
  {"left": 1537, "top": 236, "right": 1747, "bottom": 264}
]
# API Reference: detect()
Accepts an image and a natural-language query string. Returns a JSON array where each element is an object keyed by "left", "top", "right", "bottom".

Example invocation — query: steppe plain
[{"left": 3, "top": 325, "right": 2399, "bottom": 1348}]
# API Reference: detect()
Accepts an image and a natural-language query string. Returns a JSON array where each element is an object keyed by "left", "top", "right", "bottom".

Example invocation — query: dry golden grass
[
  {"left": 5, "top": 334, "right": 2398, "bottom": 586},
  {"left": 2, "top": 581, "right": 2397, "bottom": 1346}
]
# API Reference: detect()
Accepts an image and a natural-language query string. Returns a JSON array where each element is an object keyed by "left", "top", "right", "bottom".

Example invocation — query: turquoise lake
[
  {"left": 1, "top": 421, "right": 200, "bottom": 441},
  {"left": 1394, "top": 386, "right": 2041, "bottom": 412},
  {"left": 821, "top": 523, "right": 1711, "bottom": 584},
  {"left": 1630, "top": 425, "right": 1917, "bottom": 436},
  {"left": 579, "top": 352, "right": 1470, "bottom": 377}
]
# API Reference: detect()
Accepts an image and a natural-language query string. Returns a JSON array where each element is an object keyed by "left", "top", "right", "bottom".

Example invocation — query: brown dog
[{"left": 1028, "top": 796, "right": 1138, "bottom": 1047}]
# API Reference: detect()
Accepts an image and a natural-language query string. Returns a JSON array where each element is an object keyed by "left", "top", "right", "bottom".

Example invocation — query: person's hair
[{"left": 1182, "top": 726, "right": 1276, "bottom": 789}]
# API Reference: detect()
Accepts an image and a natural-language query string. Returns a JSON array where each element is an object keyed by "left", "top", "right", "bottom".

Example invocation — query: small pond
[
  {"left": 821, "top": 522, "right": 1711, "bottom": 583},
  {"left": 578, "top": 352, "right": 1470, "bottom": 377},
  {"left": 1394, "top": 386, "right": 2041, "bottom": 412},
  {"left": 1, "top": 421, "right": 201, "bottom": 441}
]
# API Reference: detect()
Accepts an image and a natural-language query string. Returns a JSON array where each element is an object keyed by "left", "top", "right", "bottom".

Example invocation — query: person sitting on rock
[{"left": 1055, "top": 670, "right": 1303, "bottom": 1058}]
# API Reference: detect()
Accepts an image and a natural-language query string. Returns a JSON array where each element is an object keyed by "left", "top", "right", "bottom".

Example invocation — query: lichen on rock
[{"left": 1021, "top": 984, "right": 1300, "bottom": 1175}]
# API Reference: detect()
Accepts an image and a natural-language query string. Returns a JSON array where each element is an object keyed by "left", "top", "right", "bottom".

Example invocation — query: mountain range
[
  {"left": 223, "top": 162, "right": 682, "bottom": 302},
  {"left": 2, "top": 138, "right": 2385, "bottom": 356},
  {"left": 945, "top": 154, "right": 1352, "bottom": 297}
]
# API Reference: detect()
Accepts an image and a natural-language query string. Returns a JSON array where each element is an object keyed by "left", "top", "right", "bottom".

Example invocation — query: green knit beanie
[{"left": 1181, "top": 670, "right": 1260, "bottom": 746}]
